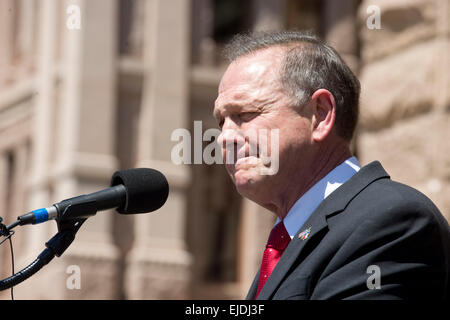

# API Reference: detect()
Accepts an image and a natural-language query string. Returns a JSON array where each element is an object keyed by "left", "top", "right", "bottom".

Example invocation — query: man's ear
[{"left": 310, "top": 89, "right": 336, "bottom": 142}]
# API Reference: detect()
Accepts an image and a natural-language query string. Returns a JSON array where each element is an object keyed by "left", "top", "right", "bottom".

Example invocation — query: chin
[{"left": 233, "top": 172, "right": 264, "bottom": 197}]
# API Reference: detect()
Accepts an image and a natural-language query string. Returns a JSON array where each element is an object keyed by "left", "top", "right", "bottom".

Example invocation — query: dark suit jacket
[{"left": 246, "top": 161, "right": 450, "bottom": 300}]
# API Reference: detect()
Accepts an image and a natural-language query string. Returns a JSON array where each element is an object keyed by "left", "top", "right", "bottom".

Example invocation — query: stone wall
[{"left": 358, "top": 0, "right": 450, "bottom": 221}]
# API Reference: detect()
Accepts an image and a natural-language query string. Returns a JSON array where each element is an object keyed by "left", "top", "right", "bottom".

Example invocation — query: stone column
[
  {"left": 0, "top": 0, "right": 14, "bottom": 86},
  {"left": 16, "top": 0, "right": 37, "bottom": 76},
  {"left": 12, "top": 0, "right": 57, "bottom": 299},
  {"left": 9, "top": 144, "right": 28, "bottom": 235},
  {"left": 125, "top": 0, "right": 192, "bottom": 299},
  {"left": 40, "top": 0, "right": 120, "bottom": 299},
  {"left": 0, "top": 144, "right": 28, "bottom": 288}
]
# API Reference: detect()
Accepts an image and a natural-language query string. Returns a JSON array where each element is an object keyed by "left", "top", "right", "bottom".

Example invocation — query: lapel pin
[{"left": 298, "top": 227, "right": 311, "bottom": 240}]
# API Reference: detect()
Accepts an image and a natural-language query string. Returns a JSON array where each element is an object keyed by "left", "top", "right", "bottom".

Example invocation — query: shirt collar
[{"left": 276, "top": 156, "right": 361, "bottom": 238}]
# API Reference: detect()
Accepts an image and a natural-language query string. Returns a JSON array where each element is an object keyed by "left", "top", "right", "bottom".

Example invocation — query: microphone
[{"left": 17, "top": 168, "right": 169, "bottom": 226}]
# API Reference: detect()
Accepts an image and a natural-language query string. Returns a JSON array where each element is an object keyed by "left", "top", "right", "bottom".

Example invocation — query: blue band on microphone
[{"left": 33, "top": 208, "right": 49, "bottom": 224}]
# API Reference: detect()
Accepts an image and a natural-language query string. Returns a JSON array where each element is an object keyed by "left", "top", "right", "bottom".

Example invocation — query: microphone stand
[{"left": 0, "top": 200, "right": 97, "bottom": 291}]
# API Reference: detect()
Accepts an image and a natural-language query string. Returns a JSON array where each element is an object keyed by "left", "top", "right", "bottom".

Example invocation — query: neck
[{"left": 268, "top": 141, "right": 352, "bottom": 220}]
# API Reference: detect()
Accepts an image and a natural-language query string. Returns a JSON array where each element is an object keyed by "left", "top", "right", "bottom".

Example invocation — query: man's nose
[{"left": 217, "top": 118, "right": 245, "bottom": 147}]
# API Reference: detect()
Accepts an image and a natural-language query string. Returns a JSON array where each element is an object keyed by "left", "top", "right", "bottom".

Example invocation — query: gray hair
[{"left": 223, "top": 30, "right": 360, "bottom": 141}]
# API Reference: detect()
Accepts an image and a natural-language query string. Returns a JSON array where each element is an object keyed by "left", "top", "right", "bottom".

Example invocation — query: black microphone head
[{"left": 110, "top": 168, "right": 169, "bottom": 214}]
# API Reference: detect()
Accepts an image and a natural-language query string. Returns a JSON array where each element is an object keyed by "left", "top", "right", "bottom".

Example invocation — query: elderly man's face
[{"left": 214, "top": 47, "right": 314, "bottom": 206}]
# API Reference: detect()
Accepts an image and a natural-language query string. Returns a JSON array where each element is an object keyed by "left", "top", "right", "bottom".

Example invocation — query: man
[{"left": 214, "top": 30, "right": 450, "bottom": 300}]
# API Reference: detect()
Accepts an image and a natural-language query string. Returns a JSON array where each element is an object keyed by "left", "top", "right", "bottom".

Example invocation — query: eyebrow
[{"left": 214, "top": 103, "right": 245, "bottom": 119}]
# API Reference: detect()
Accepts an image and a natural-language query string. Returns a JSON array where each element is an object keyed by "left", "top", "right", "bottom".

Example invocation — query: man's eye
[{"left": 239, "top": 112, "right": 258, "bottom": 121}]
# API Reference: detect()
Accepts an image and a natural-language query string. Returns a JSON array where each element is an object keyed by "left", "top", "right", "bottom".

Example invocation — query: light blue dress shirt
[{"left": 275, "top": 156, "right": 361, "bottom": 239}]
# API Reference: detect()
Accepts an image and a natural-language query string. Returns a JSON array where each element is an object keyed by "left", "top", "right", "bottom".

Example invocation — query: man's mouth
[
  {"left": 236, "top": 144, "right": 259, "bottom": 160},
  {"left": 224, "top": 142, "right": 266, "bottom": 174},
  {"left": 235, "top": 156, "right": 259, "bottom": 168}
]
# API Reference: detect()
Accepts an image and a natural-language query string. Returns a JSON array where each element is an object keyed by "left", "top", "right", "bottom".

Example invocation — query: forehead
[
  {"left": 215, "top": 47, "right": 286, "bottom": 110},
  {"left": 218, "top": 47, "right": 285, "bottom": 93}
]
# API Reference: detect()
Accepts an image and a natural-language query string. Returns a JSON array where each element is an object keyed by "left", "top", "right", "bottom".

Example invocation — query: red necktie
[{"left": 256, "top": 221, "right": 290, "bottom": 298}]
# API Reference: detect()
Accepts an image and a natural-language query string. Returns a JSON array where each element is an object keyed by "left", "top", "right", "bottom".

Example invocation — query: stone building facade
[{"left": 0, "top": 0, "right": 448, "bottom": 299}]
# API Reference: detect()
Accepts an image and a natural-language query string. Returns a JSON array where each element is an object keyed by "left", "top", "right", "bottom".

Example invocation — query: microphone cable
[{"left": 0, "top": 217, "right": 15, "bottom": 300}]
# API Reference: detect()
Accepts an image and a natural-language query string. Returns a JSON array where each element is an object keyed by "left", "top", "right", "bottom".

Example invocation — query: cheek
[{"left": 277, "top": 123, "right": 312, "bottom": 156}]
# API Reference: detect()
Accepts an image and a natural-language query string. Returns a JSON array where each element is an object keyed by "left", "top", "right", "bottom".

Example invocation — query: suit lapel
[{"left": 256, "top": 161, "right": 390, "bottom": 300}]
